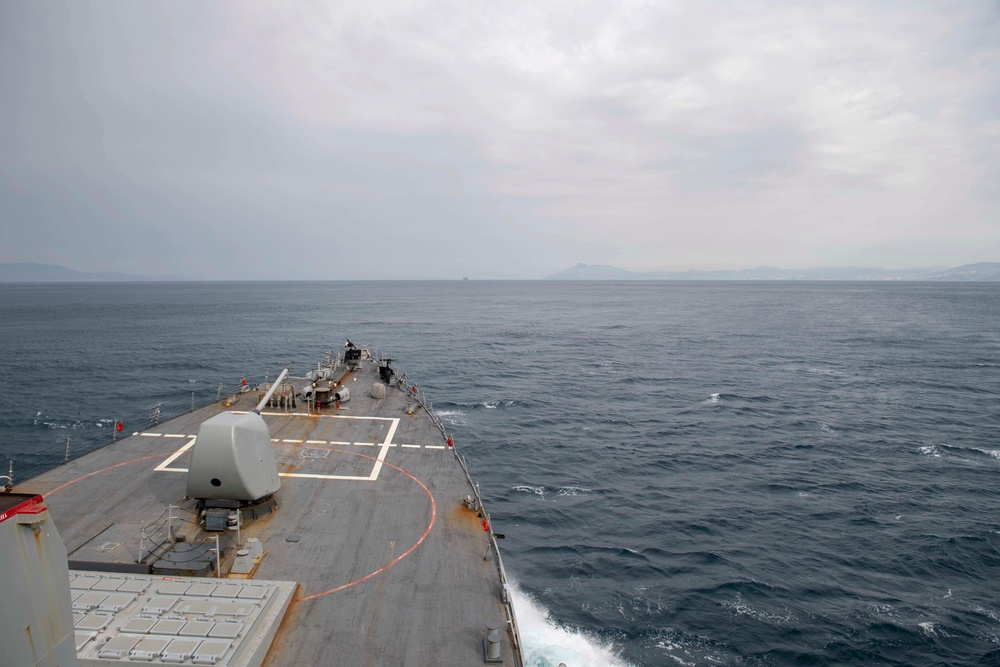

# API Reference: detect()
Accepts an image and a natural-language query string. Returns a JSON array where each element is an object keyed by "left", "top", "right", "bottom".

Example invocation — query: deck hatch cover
[
  {"left": 141, "top": 595, "right": 176, "bottom": 615},
  {"left": 162, "top": 638, "right": 201, "bottom": 663},
  {"left": 192, "top": 639, "right": 233, "bottom": 665},
  {"left": 99, "top": 592, "right": 136, "bottom": 612},
  {"left": 151, "top": 619, "right": 186, "bottom": 635},
  {"left": 91, "top": 577, "right": 126, "bottom": 591},
  {"left": 207, "top": 621, "right": 243, "bottom": 639},
  {"left": 130, "top": 636, "right": 171, "bottom": 661},
  {"left": 121, "top": 617, "right": 156, "bottom": 634},
  {"left": 180, "top": 620, "right": 215, "bottom": 637},
  {"left": 72, "top": 592, "right": 108, "bottom": 612},
  {"left": 99, "top": 636, "right": 140, "bottom": 659},
  {"left": 186, "top": 582, "right": 217, "bottom": 596},
  {"left": 70, "top": 575, "right": 100, "bottom": 590},
  {"left": 75, "top": 613, "right": 112, "bottom": 632},
  {"left": 159, "top": 581, "right": 191, "bottom": 595}
]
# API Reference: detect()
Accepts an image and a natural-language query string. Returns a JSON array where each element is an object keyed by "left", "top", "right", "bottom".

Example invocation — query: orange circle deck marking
[
  {"left": 285, "top": 446, "right": 437, "bottom": 603},
  {"left": 39, "top": 442, "right": 436, "bottom": 603}
]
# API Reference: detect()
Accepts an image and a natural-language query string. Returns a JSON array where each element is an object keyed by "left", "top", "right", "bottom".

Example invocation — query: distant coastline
[
  {"left": 0, "top": 263, "right": 188, "bottom": 283},
  {"left": 543, "top": 262, "right": 1000, "bottom": 282},
  {"left": 3, "top": 261, "right": 1000, "bottom": 283}
]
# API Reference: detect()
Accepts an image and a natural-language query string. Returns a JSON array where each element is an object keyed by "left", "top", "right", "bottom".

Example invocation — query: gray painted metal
[
  {"left": 0, "top": 494, "right": 79, "bottom": 667},
  {"left": 14, "top": 350, "right": 523, "bottom": 666},
  {"left": 186, "top": 412, "right": 281, "bottom": 502},
  {"left": 69, "top": 570, "right": 296, "bottom": 666}
]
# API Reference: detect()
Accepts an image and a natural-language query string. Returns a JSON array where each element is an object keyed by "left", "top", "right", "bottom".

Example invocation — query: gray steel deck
[{"left": 16, "top": 356, "right": 521, "bottom": 666}]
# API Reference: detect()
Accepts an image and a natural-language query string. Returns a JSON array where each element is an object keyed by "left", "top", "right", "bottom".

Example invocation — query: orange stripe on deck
[{"left": 45, "top": 454, "right": 167, "bottom": 497}]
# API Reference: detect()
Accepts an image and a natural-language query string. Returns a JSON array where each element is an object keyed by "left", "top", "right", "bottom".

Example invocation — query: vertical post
[
  {"left": 217, "top": 383, "right": 222, "bottom": 401},
  {"left": 237, "top": 510, "right": 242, "bottom": 547},
  {"left": 112, "top": 419, "right": 117, "bottom": 443},
  {"left": 64, "top": 436, "right": 70, "bottom": 464},
  {"left": 191, "top": 391, "right": 195, "bottom": 412},
  {"left": 213, "top": 535, "right": 221, "bottom": 577},
  {"left": 138, "top": 526, "right": 145, "bottom": 564},
  {"left": 168, "top": 505, "right": 175, "bottom": 542}
]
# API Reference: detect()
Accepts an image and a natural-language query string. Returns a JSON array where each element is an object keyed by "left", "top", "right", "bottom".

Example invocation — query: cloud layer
[{"left": 2, "top": 1, "right": 998, "bottom": 278}]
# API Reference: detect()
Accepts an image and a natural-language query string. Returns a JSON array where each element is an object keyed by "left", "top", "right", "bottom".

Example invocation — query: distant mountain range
[
  {"left": 544, "top": 262, "right": 1000, "bottom": 282},
  {"left": 5, "top": 261, "right": 1000, "bottom": 283},
  {"left": 0, "top": 263, "right": 187, "bottom": 282}
]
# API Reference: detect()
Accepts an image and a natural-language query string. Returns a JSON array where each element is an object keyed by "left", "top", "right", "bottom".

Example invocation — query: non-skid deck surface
[{"left": 18, "top": 362, "right": 517, "bottom": 666}]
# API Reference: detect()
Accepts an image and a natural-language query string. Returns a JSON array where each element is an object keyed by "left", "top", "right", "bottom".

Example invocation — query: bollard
[{"left": 484, "top": 623, "right": 502, "bottom": 662}]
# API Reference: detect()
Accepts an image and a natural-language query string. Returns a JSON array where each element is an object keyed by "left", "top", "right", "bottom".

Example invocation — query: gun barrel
[{"left": 253, "top": 369, "right": 289, "bottom": 414}]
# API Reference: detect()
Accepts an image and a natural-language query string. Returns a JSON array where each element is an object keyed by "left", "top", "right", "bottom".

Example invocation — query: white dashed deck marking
[{"left": 149, "top": 416, "right": 403, "bottom": 481}]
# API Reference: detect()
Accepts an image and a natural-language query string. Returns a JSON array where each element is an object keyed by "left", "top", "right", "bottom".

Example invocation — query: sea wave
[{"left": 512, "top": 583, "right": 634, "bottom": 667}]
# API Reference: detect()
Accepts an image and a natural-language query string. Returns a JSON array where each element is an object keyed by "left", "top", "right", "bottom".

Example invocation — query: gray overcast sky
[{"left": 1, "top": 1, "right": 998, "bottom": 279}]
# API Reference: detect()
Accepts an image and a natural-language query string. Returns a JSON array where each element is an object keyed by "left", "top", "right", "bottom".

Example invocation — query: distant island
[
  {"left": 0, "top": 263, "right": 187, "bottom": 283},
  {"left": 544, "top": 262, "right": 1000, "bottom": 282}
]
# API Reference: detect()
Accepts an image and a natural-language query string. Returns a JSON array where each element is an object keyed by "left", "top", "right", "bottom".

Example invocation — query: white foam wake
[{"left": 511, "top": 584, "right": 634, "bottom": 667}]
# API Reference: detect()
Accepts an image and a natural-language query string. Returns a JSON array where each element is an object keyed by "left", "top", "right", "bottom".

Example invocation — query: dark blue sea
[{"left": 2, "top": 281, "right": 999, "bottom": 666}]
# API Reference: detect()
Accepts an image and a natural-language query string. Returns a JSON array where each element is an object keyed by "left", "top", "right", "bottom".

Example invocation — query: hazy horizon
[{"left": 2, "top": 2, "right": 998, "bottom": 280}]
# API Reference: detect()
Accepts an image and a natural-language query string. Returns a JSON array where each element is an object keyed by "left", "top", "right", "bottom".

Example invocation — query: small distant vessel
[{"left": 4, "top": 341, "right": 523, "bottom": 666}]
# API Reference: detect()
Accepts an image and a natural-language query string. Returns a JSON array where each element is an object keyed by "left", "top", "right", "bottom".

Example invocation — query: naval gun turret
[{"left": 186, "top": 369, "right": 288, "bottom": 528}]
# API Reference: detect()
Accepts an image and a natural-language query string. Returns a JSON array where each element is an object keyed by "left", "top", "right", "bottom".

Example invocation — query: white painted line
[
  {"left": 354, "top": 442, "right": 375, "bottom": 447},
  {"left": 155, "top": 436, "right": 197, "bottom": 473},
  {"left": 320, "top": 414, "right": 395, "bottom": 421},
  {"left": 328, "top": 441, "right": 350, "bottom": 445},
  {"left": 401, "top": 444, "right": 420, "bottom": 449},
  {"left": 140, "top": 432, "right": 162, "bottom": 437},
  {"left": 283, "top": 439, "right": 303, "bottom": 443},
  {"left": 367, "top": 418, "right": 399, "bottom": 481},
  {"left": 425, "top": 445, "right": 446, "bottom": 450},
  {"left": 230, "top": 409, "right": 397, "bottom": 422},
  {"left": 151, "top": 468, "right": 378, "bottom": 481},
  {"left": 280, "top": 472, "right": 370, "bottom": 480},
  {"left": 131, "top": 432, "right": 138, "bottom": 436},
  {"left": 271, "top": 439, "right": 279, "bottom": 442},
  {"left": 164, "top": 434, "right": 187, "bottom": 439},
  {"left": 306, "top": 440, "right": 326, "bottom": 445}
]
